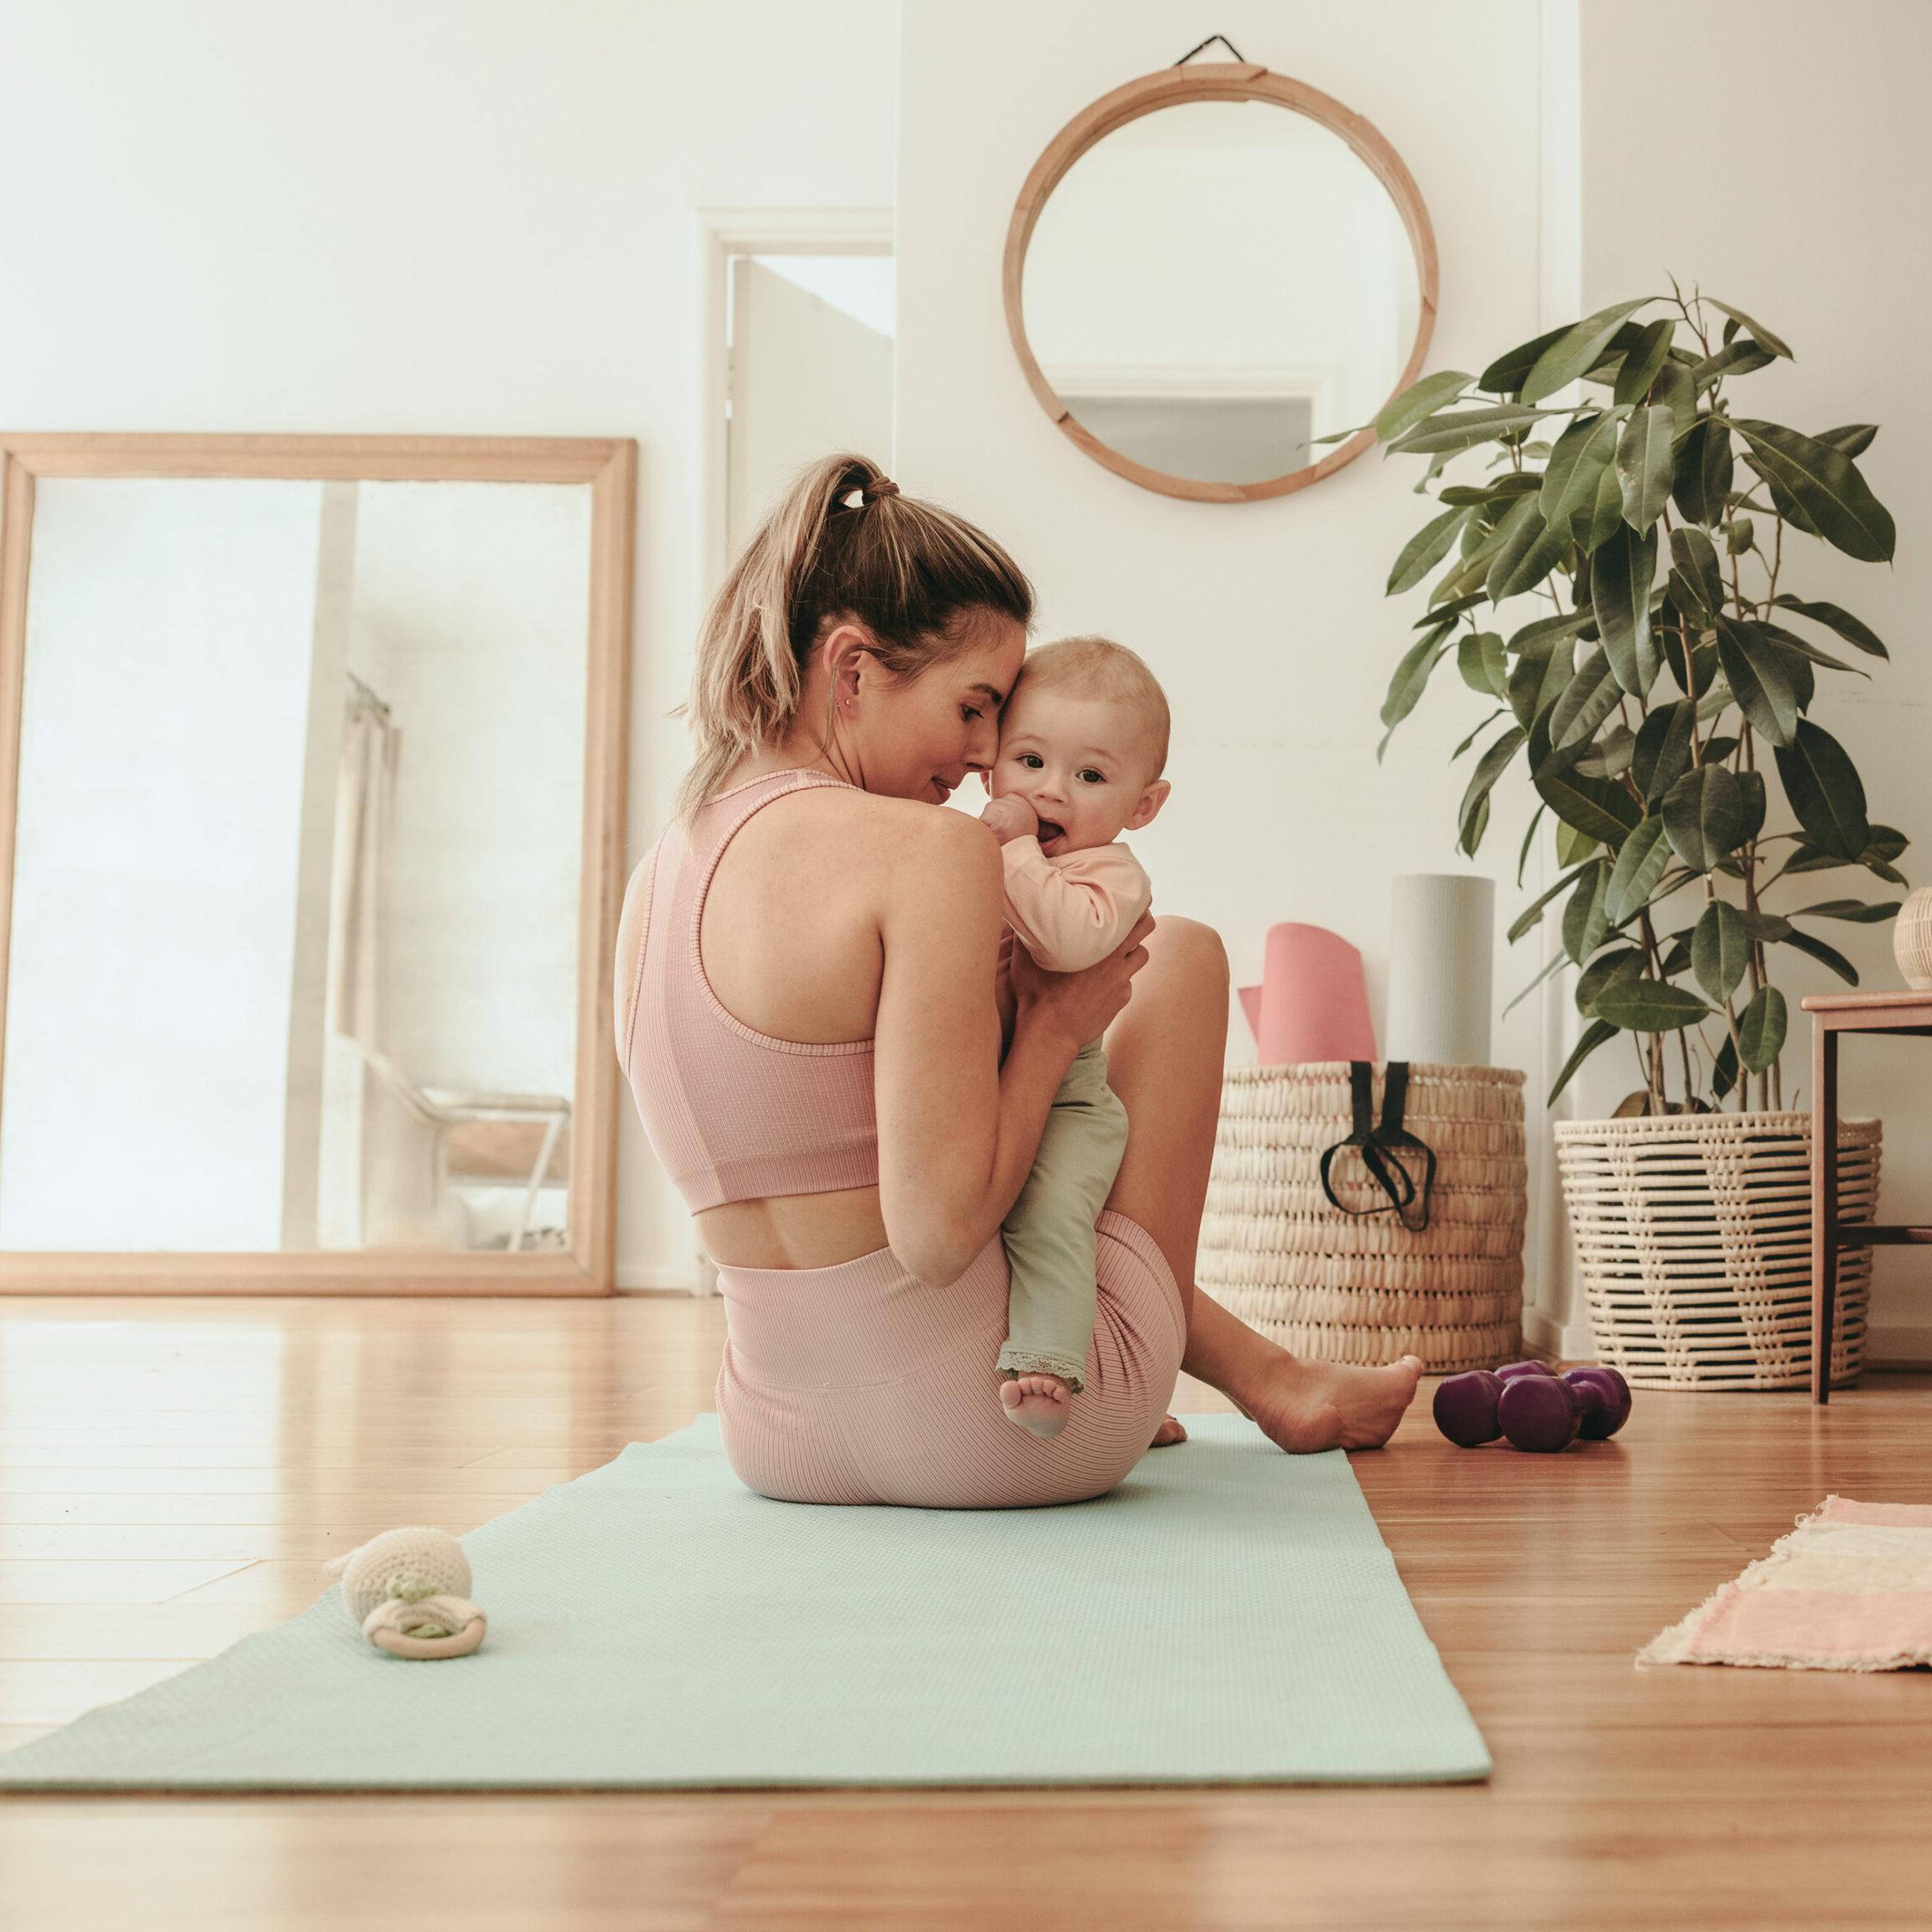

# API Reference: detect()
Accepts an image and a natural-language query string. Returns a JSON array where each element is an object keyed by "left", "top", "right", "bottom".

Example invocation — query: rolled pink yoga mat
[{"left": 1238, "top": 923, "right": 1377, "bottom": 1067}]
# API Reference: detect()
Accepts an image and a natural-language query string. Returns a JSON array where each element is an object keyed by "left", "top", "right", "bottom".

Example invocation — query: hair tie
[{"left": 860, "top": 477, "right": 900, "bottom": 504}]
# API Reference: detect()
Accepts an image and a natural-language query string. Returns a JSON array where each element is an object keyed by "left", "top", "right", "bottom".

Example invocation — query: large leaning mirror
[
  {"left": 1005, "top": 59, "right": 1438, "bottom": 503},
  {"left": 0, "top": 434, "right": 634, "bottom": 1293}
]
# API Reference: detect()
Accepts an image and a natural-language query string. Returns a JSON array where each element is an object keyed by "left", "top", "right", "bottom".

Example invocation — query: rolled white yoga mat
[{"left": 1385, "top": 873, "right": 1496, "bottom": 1067}]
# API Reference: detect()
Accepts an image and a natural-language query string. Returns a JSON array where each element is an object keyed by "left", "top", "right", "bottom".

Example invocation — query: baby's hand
[{"left": 979, "top": 795, "right": 1038, "bottom": 846}]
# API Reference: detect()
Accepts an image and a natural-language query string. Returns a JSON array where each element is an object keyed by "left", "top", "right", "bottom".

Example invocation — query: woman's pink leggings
[{"left": 714, "top": 1209, "right": 1187, "bottom": 1508}]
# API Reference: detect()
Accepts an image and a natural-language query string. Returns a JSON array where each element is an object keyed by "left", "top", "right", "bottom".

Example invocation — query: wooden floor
[{"left": 0, "top": 1293, "right": 1928, "bottom": 1931}]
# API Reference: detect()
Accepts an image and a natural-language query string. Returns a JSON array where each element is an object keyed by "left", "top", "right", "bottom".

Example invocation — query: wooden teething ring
[{"left": 369, "top": 1613, "right": 488, "bottom": 1660}]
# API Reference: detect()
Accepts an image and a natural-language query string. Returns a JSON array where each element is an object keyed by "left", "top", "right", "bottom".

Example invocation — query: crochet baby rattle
[{"left": 325, "top": 1526, "right": 487, "bottom": 1659}]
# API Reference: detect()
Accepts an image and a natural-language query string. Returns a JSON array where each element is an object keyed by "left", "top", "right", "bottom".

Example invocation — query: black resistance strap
[{"left": 1317, "top": 1061, "right": 1437, "bottom": 1234}]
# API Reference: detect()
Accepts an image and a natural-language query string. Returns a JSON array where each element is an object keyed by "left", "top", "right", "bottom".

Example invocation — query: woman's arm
[{"left": 872, "top": 812, "right": 1145, "bottom": 1285}]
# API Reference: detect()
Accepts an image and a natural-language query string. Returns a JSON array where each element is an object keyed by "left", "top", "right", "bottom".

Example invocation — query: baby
[{"left": 978, "top": 636, "right": 1171, "bottom": 1439}]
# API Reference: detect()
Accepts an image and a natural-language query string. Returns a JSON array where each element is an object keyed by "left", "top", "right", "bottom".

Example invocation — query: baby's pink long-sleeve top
[{"left": 1000, "top": 836, "right": 1152, "bottom": 974}]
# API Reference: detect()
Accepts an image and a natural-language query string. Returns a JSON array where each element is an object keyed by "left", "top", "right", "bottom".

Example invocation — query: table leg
[{"left": 1811, "top": 1021, "right": 1840, "bottom": 1405}]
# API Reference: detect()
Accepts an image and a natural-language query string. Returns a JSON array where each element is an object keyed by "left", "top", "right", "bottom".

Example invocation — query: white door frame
[{"left": 692, "top": 206, "right": 893, "bottom": 596}]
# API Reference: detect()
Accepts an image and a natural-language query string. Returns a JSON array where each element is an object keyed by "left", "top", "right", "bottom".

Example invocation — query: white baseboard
[
  {"left": 615, "top": 1265, "right": 704, "bottom": 1296},
  {"left": 1866, "top": 1325, "right": 1932, "bottom": 1371}
]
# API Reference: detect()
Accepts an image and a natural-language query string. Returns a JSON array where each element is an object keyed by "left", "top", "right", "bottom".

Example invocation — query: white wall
[
  {"left": 0, "top": 0, "right": 901, "bottom": 1285},
  {"left": 1577, "top": 0, "right": 1932, "bottom": 1357},
  {"left": 897, "top": 0, "right": 1573, "bottom": 1337}
]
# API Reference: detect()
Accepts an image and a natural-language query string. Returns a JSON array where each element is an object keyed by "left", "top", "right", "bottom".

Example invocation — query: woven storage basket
[
  {"left": 1554, "top": 1112, "right": 1881, "bottom": 1392},
  {"left": 1199, "top": 1062, "right": 1527, "bottom": 1371}
]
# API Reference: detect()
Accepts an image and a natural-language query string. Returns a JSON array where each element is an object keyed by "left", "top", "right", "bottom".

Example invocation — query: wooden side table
[{"left": 1805, "top": 992, "right": 1932, "bottom": 1404}]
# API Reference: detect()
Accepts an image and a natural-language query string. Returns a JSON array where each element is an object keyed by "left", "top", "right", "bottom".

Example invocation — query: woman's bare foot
[
  {"left": 1149, "top": 1413, "right": 1187, "bottom": 1448},
  {"left": 1000, "top": 1373, "right": 1073, "bottom": 1440},
  {"left": 1237, "top": 1354, "right": 1423, "bottom": 1453}
]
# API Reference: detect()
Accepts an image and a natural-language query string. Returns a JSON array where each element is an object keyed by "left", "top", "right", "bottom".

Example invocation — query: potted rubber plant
[{"left": 1361, "top": 284, "right": 1907, "bottom": 1389}]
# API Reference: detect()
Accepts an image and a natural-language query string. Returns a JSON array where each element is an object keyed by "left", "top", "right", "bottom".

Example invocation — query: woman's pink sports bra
[{"left": 619, "top": 769, "right": 880, "bottom": 1213}]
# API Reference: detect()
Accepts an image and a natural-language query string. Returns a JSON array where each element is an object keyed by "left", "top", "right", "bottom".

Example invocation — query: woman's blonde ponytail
[{"left": 673, "top": 454, "right": 1031, "bottom": 822}]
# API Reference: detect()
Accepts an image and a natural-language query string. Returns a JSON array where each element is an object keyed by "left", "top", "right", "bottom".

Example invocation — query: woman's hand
[{"left": 1007, "top": 910, "right": 1156, "bottom": 1052}]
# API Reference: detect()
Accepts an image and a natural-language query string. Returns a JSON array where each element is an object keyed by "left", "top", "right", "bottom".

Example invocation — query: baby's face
[{"left": 985, "top": 685, "right": 1166, "bottom": 856}]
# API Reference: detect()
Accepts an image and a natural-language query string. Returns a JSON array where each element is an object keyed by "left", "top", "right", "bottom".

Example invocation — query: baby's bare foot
[
  {"left": 1000, "top": 1373, "right": 1073, "bottom": 1440},
  {"left": 1149, "top": 1413, "right": 1187, "bottom": 1448},
  {"left": 1238, "top": 1354, "right": 1423, "bottom": 1454}
]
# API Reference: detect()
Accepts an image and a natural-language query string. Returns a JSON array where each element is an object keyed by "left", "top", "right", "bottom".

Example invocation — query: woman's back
[{"left": 615, "top": 767, "right": 913, "bottom": 1267}]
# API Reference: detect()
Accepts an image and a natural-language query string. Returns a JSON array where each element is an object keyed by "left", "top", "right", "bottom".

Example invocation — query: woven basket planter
[
  {"left": 1554, "top": 1112, "right": 1882, "bottom": 1392},
  {"left": 1199, "top": 1063, "right": 1527, "bottom": 1371}
]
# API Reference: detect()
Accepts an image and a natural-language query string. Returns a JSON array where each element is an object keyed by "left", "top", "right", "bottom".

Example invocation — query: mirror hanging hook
[{"left": 1171, "top": 33, "right": 1249, "bottom": 66}]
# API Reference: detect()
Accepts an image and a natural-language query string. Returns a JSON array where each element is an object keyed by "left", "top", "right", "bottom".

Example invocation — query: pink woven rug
[{"left": 1642, "top": 1498, "right": 1932, "bottom": 1671}]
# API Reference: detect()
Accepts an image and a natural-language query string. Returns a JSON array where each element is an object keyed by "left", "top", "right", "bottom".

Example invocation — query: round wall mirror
[{"left": 1004, "top": 63, "right": 1438, "bottom": 503}]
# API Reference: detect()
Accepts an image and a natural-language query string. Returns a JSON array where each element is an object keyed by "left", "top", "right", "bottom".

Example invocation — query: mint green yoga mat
[{"left": 0, "top": 1414, "right": 1488, "bottom": 1789}]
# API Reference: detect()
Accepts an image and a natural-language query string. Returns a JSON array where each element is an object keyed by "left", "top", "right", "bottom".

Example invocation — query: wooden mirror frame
[
  {"left": 1003, "top": 62, "right": 1440, "bottom": 505},
  {"left": 0, "top": 433, "right": 636, "bottom": 1296}
]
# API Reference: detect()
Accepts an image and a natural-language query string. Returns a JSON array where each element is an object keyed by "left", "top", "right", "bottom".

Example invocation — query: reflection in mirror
[
  {"left": 1021, "top": 98, "right": 1421, "bottom": 486},
  {"left": 0, "top": 477, "right": 589, "bottom": 1254}
]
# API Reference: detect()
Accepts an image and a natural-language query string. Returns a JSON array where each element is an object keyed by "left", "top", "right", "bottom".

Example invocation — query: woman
[{"left": 615, "top": 454, "right": 1420, "bottom": 1507}]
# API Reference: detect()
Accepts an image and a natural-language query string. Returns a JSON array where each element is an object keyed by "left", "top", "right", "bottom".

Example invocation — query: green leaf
[
  {"left": 1613, "top": 319, "right": 1675, "bottom": 405},
  {"left": 1516, "top": 801, "right": 1546, "bottom": 887},
  {"left": 1671, "top": 418, "right": 1733, "bottom": 525},
  {"left": 1711, "top": 1034, "right": 1741, "bottom": 1103},
  {"left": 1727, "top": 418, "right": 1896, "bottom": 563},
  {"left": 1390, "top": 405, "right": 1556, "bottom": 456},
  {"left": 1385, "top": 505, "right": 1471, "bottom": 595},
  {"left": 1690, "top": 339, "right": 1777, "bottom": 387},
  {"left": 1540, "top": 413, "right": 1624, "bottom": 542},
  {"left": 1536, "top": 745, "right": 1643, "bottom": 849},
  {"left": 1713, "top": 613, "right": 1799, "bottom": 747},
  {"left": 1503, "top": 947, "right": 1571, "bottom": 1017},
  {"left": 1521, "top": 299, "right": 1656, "bottom": 404},
  {"left": 1573, "top": 723, "right": 1635, "bottom": 781},
  {"left": 1592, "top": 978, "right": 1712, "bottom": 1032},
  {"left": 1576, "top": 944, "right": 1644, "bottom": 1015},
  {"left": 1549, "top": 646, "right": 1620, "bottom": 749},
  {"left": 1580, "top": 451, "right": 1628, "bottom": 550},
  {"left": 1649, "top": 360, "right": 1700, "bottom": 443},
  {"left": 1774, "top": 719, "right": 1869, "bottom": 863},
  {"left": 1379, "top": 635, "right": 1447, "bottom": 750},
  {"left": 1691, "top": 900, "right": 1750, "bottom": 1003},
  {"left": 1817, "top": 423, "right": 1878, "bottom": 458},
  {"left": 1562, "top": 862, "right": 1612, "bottom": 965},
  {"left": 1487, "top": 500, "right": 1571, "bottom": 602},
  {"left": 1769, "top": 633, "right": 1815, "bottom": 711},
  {"left": 1506, "top": 635, "right": 1573, "bottom": 732},
  {"left": 1737, "top": 986, "right": 1788, "bottom": 1073},
  {"left": 1702, "top": 299, "right": 1793, "bottom": 359},
  {"left": 1458, "top": 725, "right": 1526, "bottom": 856},
  {"left": 1667, "top": 527, "right": 1725, "bottom": 622},
  {"left": 1506, "top": 857, "right": 1594, "bottom": 943},
  {"left": 1457, "top": 631, "right": 1509, "bottom": 699},
  {"left": 1780, "top": 926, "right": 1860, "bottom": 986},
  {"left": 1740, "top": 910, "right": 1793, "bottom": 943},
  {"left": 1794, "top": 899, "right": 1903, "bottom": 924},
  {"left": 1605, "top": 816, "right": 1672, "bottom": 924},
  {"left": 1662, "top": 764, "right": 1744, "bottom": 874},
  {"left": 1555, "top": 820, "right": 1600, "bottom": 867},
  {"left": 1632, "top": 701, "right": 1696, "bottom": 805},
  {"left": 1723, "top": 517, "right": 1755, "bottom": 556},
  {"left": 1591, "top": 522, "right": 1659, "bottom": 695},
  {"left": 1772, "top": 595, "right": 1887, "bottom": 660},
  {"left": 1734, "top": 769, "right": 1767, "bottom": 849},
  {"left": 1480, "top": 325, "right": 1569, "bottom": 397},
  {"left": 1760, "top": 621, "right": 1863, "bottom": 679},
  {"left": 1616, "top": 407, "right": 1675, "bottom": 532},
  {"left": 1548, "top": 1018, "right": 1619, "bottom": 1104},
  {"left": 1374, "top": 369, "right": 1474, "bottom": 441}
]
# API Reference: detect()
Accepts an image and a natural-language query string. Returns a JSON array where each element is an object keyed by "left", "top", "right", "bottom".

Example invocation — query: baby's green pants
[{"left": 995, "top": 1038, "right": 1129, "bottom": 1391}]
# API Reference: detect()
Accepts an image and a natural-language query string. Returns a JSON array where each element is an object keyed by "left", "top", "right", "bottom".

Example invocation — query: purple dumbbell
[
  {"left": 1494, "top": 1359, "right": 1559, "bottom": 1383},
  {"left": 1432, "top": 1369, "right": 1504, "bottom": 1446},
  {"left": 1497, "top": 1373, "right": 1583, "bottom": 1453},
  {"left": 1563, "top": 1365, "right": 1632, "bottom": 1441}
]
